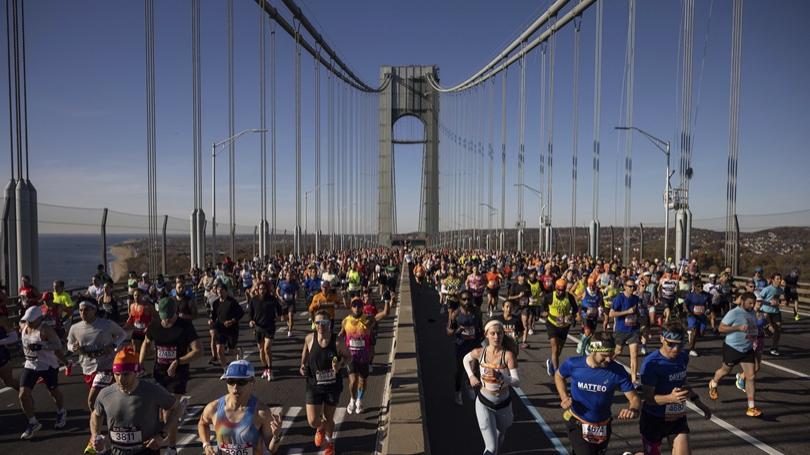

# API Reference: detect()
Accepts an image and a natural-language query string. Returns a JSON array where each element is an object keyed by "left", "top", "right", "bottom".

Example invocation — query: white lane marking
[
  {"left": 780, "top": 308, "right": 810, "bottom": 317},
  {"left": 287, "top": 449, "right": 304, "bottom": 455},
  {"left": 760, "top": 360, "right": 810, "bottom": 380},
  {"left": 512, "top": 386, "right": 569, "bottom": 455},
  {"left": 318, "top": 408, "right": 347, "bottom": 454},
  {"left": 175, "top": 403, "right": 206, "bottom": 453},
  {"left": 373, "top": 272, "right": 403, "bottom": 455},
  {"left": 280, "top": 406, "right": 301, "bottom": 436}
]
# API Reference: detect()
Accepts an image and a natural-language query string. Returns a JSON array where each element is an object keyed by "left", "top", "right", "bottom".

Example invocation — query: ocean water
[{"left": 38, "top": 234, "right": 138, "bottom": 289}]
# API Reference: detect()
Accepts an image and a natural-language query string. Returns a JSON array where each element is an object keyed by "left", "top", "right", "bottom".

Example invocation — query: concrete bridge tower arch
[{"left": 378, "top": 65, "right": 440, "bottom": 246}]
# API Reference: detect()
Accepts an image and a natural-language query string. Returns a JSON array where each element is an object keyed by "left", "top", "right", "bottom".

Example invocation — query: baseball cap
[
  {"left": 158, "top": 298, "right": 176, "bottom": 320},
  {"left": 555, "top": 278, "right": 567, "bottom": 291},
  {"left": 220, "top": 360, "right": 255, "bottom": 380},
  {"left": 21, "top": 305, "right": 43, "bottom": 322}
]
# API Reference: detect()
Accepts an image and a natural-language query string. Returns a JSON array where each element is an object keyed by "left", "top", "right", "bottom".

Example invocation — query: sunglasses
[
  {"left": 226, "top": 378, "right": 250, "bottom": 386},
  {"left": 663, "top": 340, "right": 684, "bottom": 350},
  {"left": 314, "top": 319, "right": 331, "bottom": 326}
]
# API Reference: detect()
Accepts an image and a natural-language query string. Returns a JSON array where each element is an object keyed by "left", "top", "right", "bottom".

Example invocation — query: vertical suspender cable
[
  {"left": 227, "top": 0, "right": 235, "bottom": 259},
  {"left": 258, "top": 0, "right": 267, "bottom": 257},
  {"left": 571, "top": 16, "right": 582, "bottom": 255},
  {"left": 726, "top": 0, "right": 742, "bottom": 271},
  {"left": 144, "top": 0, "right": 156, "bottom": 274},
  {"left": 547, "top": 19, "right": 556, "bottom": 249},
  {"left": 5, "top": 0, "right": 14, "bottom": 182},
  {"left": 679, "top": 0, "right": 695, "bottom": 193},
  {"left": 518, "top": 44, "right": 527, "bottom": 245},
  {"left": 314, "top": 46, "right": 321, "bottom": 252},
  {"left": 294, "top": 21, "right": 301, "bottom": 257},
  {"left": 270, "top": 20, "right": 277, "bottom": 254},
  {"left": 539, "top": 42, "right": 546, "bottom": 228},
  {"left": 623, "top": 0, "right": 636, "bottom": 263},
  {"left": 593, "top": 0, "right": 603, "bottom": 223},
  {"left": 327, "top": 61, "right": 334, "bottom": 249},
  {"left": 499, "top": 68, "right": 507, "bottom": 249},
  {"left": 487, "top": 79, "right": 494, "bottom": 231}
]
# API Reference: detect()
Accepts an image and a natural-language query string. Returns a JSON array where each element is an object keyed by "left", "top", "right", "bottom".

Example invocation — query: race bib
[
  {"left": 665, "top": 402, "right": 686, "bottom": 421},
  {"left": 82, "top": 346, "right": 106, "bottom": 358},
  {"left": 692, "top": 305, "right": 705, "bottom": 315},
  {"left": 315, "top": 369, "right": 336, "bottom": 385},
  {"left": 556, "top": 315, "right": 570, "bottom": 326},
  {"left": 519, "top": 297, "right": 529, "bottom": 306},
  {"left": 283, "top": 293, "right": 293, "bottom": 302},
  {"left": 529, "top": 297, "right": 538, "bottom": 306},
  {"left": 109, "top": 426, "right": 143, "bottom": 448},
  {"left": 219, "top": 443, "right": 254, "bottom": 455},
  {"left": 504, "top": 327, "right": 515, "bottom": 338},
  {"left": 349, "top": 338, "right": 366, "bottom": 349},
  {"left": 581, "top": 422, "right": 608, "bottom": 444},
  {"left": 92, "top": 371, "right": 114, "bottom": 388},
  {"left": 461, "top": 326, "right": 476, "bottom": 339},
  {"left": 586, "top": 307, "right": 598, "bottom": 318},
  {"left": 156, "top": 345, "right": 178, "bottom": 364},
  {"left": 624, "top": 314, "right": 637, "bottom": 327},
  {"left": 134, "top": 321, "right": 145, "bottom": 330}
]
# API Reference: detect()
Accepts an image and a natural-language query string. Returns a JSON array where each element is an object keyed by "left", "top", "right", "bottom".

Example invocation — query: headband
[
  {"left": 588, "top": 340, "right": 615, "bottom": 353},
  {"left": 484, "top": 319, "right": 504, "bottom": 333},
  {"left": 662, "top": 330, "right": 685, "bottom": 343}
]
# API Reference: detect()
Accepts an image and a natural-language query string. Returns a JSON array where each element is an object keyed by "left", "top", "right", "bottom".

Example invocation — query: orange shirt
[{"left": 308, "top": 291, "right": 341, "bottom": 320}]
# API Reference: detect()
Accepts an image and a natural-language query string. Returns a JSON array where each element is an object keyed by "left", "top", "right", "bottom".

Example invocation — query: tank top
[
  {"left": 528, "top": 281, "right": 542, "bottom": 305},
  {"left": 478, "top": 347, "right": 511, "bottom": 407},
  {"left": 307, "top": 334, "right": 340, "bottom": 390},
  {"left": 455, "top": 311, "right": 479, "bottom": 345},
  {"left": 130, "top": 304, "right": 151, "bottom": 333},
  {"left": 22, "top": 326, "right": 59, "bottom": 370},
  {"left": 548, "top": 293, "right": 574, "bottom": 327},
  {"left": 343, "top": 316, "right": 372, "bottom": 363},
  {"left": 214, "top": 396, "right": 261, "bottom": 455}
]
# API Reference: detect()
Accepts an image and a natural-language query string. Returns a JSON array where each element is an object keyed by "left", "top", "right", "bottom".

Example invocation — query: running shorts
[
  {"left": 305, "top": 386, "right": 342, "bottom": 406},
  {"left": 765, "top": 312, "right": 782, "bottom": 326},
  {"left": 0, "top": 346, "right": 9, "bottom": 368},
  {"left": 153, "top": 366, "right": 190, "bottom": 395},
  {"left": 545, "top": 321, "right": 571, "bottom": 341},
  {"left": 614, "top": 330, "right": 640, "bottom": 347},
  {"left": 640, "top": 410, "right": 689, "bottom": 450},
  {"left": 254, "top": 327, "right": 276, "bottom": 343},
  {"left": 83, "top": 370, "right": 114, "bottom": 389},
  {"left": 686, "top": 315, "right": 707, "bottom": 333},
  {"left": 215, "top": 330, "right": 239, "bottom": 349},
  {"left": 565, "top": 417, "right": 612, "bottom": 455},
  {"left": 20, "top": 367, "right": 59, "bottom": 390},
  {"left": 348, "top": 359, "right": 370, "bottom": 378},
  {"left": 722, "top": 343, "right": 755, "bottom": 367}
]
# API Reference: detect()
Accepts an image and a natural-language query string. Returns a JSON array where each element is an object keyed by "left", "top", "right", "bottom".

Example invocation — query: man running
[
  {"left": 18, "top": 305, "right": 67, "bottom": 439},
  {"left": 276, "top": 270, "right": 300, "bottom": 337},
  {"left": 197, "top": 360, "right": 283, "bottom": 455},
  {"left": 758, "top": 273, "right": 784, "bottom": 356},
  {"left": 210, "top": 282, "right": 244, "bottom": 370},
  {"left": 447, "top": 290, "right": 484, "bottom": 405},
  {"left": 493, "top": 299, "right": 524, "bottom": 356},
  {"left": 300, "top": 309, "right": 351, "bottom": 455},
  {"left": 555, "top": 332, "right": 641, "bottom": 455},
  {"left": 684, "top": 279, "right": 710, "bottom": 357},
  {"left": 639, "top": 321, "right": 712, "bottom": 455},
  {"left": 249, "top": 281, "right": 283, "bottom": 380},
  {"left": 542, "top": 278, "right": 578, "bottom": 377},
  {"left": 466, "top": 265, "right": 486, "bottom": 309},
  {"left": 609, "top": 279, "right": 641, "bottom": 384},
  {"left": 506, "top": 273, "right": 530, "bottom": 348},
  {"left": 526, "top": 270, "right": 543, "bottom": 337},
  {"left": 464, "top": 320, "right": 520, "bottom": 455},
  {"left": 578, "top": 277, "right": 603, "bottom": 354},
  {"left": 784, "top": 269, "right": 800, "bottom": 321},
  {"left": 139, "top": 298, "right": 201, "bottom": 453},
  {"left": 340, "top": 295, "right": 390, "bottom": 414},
  {"left": 66, "top": 299, "right": 128, "bottom": 454},
  {"left": 485, "top": 265, "right": 502, "bottom": 317},
  {"left": 90, "top": 348, "right": 182, "bottom": 454},
  {"left": 708, "top": 291, "right": 761, "bottom": 417}
]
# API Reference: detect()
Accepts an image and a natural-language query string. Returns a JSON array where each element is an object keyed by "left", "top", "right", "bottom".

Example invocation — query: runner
[
  {"left": 758, "top": 273, "right": 784, "bottom": 356},
  {"left": 466, "top": 265, "right": 486, "bottom": 309},
  {"left": 308, "top": 280, "right": 341, "bottom": 328},
  {"left": 248, "top": 281, "right": 283, "bottom": 380},
  {"left": 197, "top": 360, "right": 283, "bottom": 454},
  {"left": 639, "top": 321, "right": 712, "bottom": 455},
  {"left": 18, "top": 305, "right": 67, "bottom": 439},
  {"left": 139, "top": 298, "right": 201, "bottom": 453},
  {"left": 609, "top": 279, "right": 641, "bottom": 384},
  {"left": 506, "top": 273, "right": 530, "bottom": 347},
  {"left": 485, "top": 265, "right": 502, "bottom": 317},
  {"left": 525, "top": 269, "right": 543, "bottom": 337},
  {"left": 683, "top": 278, "right": 710, "bottom": 357},
  {"left": 447, "top": 290, "right": 484, "bottom": 405},
  {"left": 170, "top": 276, "right": 198, "bottom": 322},
  {"left": 276, "top": 270, "right": 300, "bottom": 337},
  {"left": 542, "top": 278, "right": 578, "bottom": 377},
  {"left": 340, "top": 295, "right": 390, "bottom": 414},
  {"left": 0, "top": 315, "right": 20, "bottom": 391},
  {"left": 67, "top": 299, "right": 128, "bottom": 454},
  {"left": 125, "top": 289, "right": 154, "bottom": 352},
  {"left": 463, "top": 320, "right": 520, "bottom": 455},
  {"left": 708, "top": 291, "right": 762, "bottom": 417},
  {"left": 492, "top": 299, "right": 524, "bottom": 356},
  {"left": 90, "top": 348, "right": 182, "bottom": 455},
  {"left": 578, "top": 277, "right": 603, "bottom": 355},
  {"left": 441, "top": 268, "right": 463, "bottom": 315},
  {"left": 554, "top": 332, "right": 641, "bottom": 455},
  {"left": 784, "top": 269, "right": 800, "bottom": 321},
  {"left": 300, "top": 309, "right": 351, "bottom": 455},
  {"left": 98, "top": 283, "right": 123, "bottom": 324},
  {"left": 210, "top": 282, "right": 245, "bottom": 370}
]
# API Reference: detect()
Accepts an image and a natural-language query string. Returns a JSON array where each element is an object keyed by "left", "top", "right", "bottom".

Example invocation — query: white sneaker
[
  {"left": 689, "top": 350, "right": 699, "bottom": 357},
  {"left": 287, "top": 330, "right": 293, "bottom": 338},
  {"left": 528, "top": 329, "right": 534, "bottom": 336},
  {"left": 640, "top": 345, "right": 647, "bottom": 355},
  {"left": 355, "top": 399, "right": 364, "bottom": 414},
  {"left": 454, "top": 391, "right": 463, "bottom": 405},
  {"left": 347, "top": 399, "right": 356, "bottom": 414},
  {"left": 267, "top": 371, "right": 274, "bottom": 381}
]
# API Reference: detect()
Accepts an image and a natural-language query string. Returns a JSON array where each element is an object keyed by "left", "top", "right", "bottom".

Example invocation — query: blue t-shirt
[
  {"left": 611, "top": 293, "right": 640, "bottom": 333},
  {"left": 277, "top": 280, "right": 299, "bottom": 303},
  {"left": 640, "top": 350, "right": 689, "bottom": 418},
  {"left": 758, "top": 285, "right": 782, "bottom": 314},
  {"left": 721, "top": 306, "right": 757, "bottom": 352},
  {"left": 304, "top": 277, "right": 323, "bottom": 296},
  {"left": 684, "top": 291, "right": 710, "bottom": 319},
  {"left": 558, "top": 356, "right": 634, "bottom": 423}
]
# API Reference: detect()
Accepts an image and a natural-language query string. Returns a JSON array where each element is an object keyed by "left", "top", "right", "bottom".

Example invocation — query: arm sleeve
[
  {"left": 503, "top": 368, "right": 520, "bottom": 388},
  {"left": 462, "top": 352, "right": 476, "bottom": 378}
]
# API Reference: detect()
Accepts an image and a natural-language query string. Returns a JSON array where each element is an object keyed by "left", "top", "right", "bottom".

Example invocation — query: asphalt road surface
[
  {"left": 412, "top": 274, "right": 810, "bottom": 455},
  {"left": 0, "top": 287, "right": 400, "bottom": 455}
]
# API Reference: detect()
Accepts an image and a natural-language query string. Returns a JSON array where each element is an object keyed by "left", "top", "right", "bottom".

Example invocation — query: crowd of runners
[
  {"left": 0, "top": 250, "right": 401, "bottom": 455},
  {"left": 412, "top": 250, "right": 801, "bottom": 455},
  {"left": 0, "top": 247, "right": 802, "bottom": 454}
]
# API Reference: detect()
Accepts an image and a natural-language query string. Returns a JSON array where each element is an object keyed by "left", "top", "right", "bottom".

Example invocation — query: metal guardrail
[{"left": 699, "top": 273, "right": 810, "bottom": 307}]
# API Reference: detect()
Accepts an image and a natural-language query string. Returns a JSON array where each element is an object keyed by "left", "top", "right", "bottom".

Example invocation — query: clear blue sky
[{"left": 2, "top": 0, "right": 808, "bottom": 234}]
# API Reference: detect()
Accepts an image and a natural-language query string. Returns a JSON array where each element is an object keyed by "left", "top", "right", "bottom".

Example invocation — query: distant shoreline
[{"left": 109, "top": 240, "right": 137, "bottom": 282}]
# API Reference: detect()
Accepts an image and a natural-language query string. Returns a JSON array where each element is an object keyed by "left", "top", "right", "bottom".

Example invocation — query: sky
[{"left": 1, "top": 0, "right": 809, "bottom": 234}]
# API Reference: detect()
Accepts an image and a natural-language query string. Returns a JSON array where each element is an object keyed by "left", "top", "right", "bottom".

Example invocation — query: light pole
[
  {"left": 615, "top": 126, "right": 671, "bottom": 260},
  {"left": 211, "top": 128, "right": 266, "bottom": 265},
  {"left": 480, "top": 203, "right": 499, "bottom": 251},
  {"left": 514, "top": 183, "right": 546, "bottom": 252}
]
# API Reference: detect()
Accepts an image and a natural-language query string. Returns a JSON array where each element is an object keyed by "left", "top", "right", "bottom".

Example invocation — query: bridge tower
[{"left": 378, "top": 66, "right": 440, "bottom": 246}]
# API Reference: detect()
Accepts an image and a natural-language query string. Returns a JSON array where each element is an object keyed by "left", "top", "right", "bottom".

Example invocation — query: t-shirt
[
  {"left": 640, "top": 350, "right": 689, "bottom": 419},
  {"left": 53, "top": 290, "right": 75, "bottom": 309},
  {"left": 684, "top": 291, "right": 710, "bottom": 318},
  {"left": 611, "top": 293, "right": 640, "bottom": 333},
  {"left": 278, "top": 280, "right": 299, "bottom": 303},
  {"left": 145, "top": 318, "right": 198, "bottom": 371},
  {"left": 758, "top": 285, "right": 783, "bottom": 314},
  {"left": 721, "top": 306, "right": 757, "bottom": 352},
  {"left": 558, "top": 356, "right": 634, "bottom": 423},
  {"left": 493, "top": 314, "right": 524, "bottom": 341},
  {"left": 249, "top": 296, "right": 283, "bottom": 329},
  {"left": 94, "top": 380, "right": 175, "bottom": 455},
  {"left": 211, "top": 297, "right": 244, "bottom": 334},
  {"left": 67, "top": 318, "right": 128, "bottom": 375},
  {"left": 508, "top": 282, "right": 531, "bottom": 306}
]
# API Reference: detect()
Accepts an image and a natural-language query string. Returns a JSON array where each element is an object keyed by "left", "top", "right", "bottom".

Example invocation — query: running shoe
[
  {"left": 236, "top": 348, "right": 244, "bottom": 360},
  {"left": 355, "top": 399, "right": 364, "bottom": 414},
  {"left": 576, "top": 335, "right": 590, "bottom": 355},
  {"left": 488, "top": 309, "right": 493, "bottom": 318},
  {"left": 267, "top": 371, "right": 274, "bottom": 381},
  {"left": 640, "top": 345, "right": 647, "bottom": 356},
  {"left": 54, "top": 409, "right": 67, "bottom": 429},
  {"left": 65, "top": 361, "right": 74, "bottom": 377},
  {"left": 314, "top": 428, "right": 325, "bottom": 448},
  {"left": 519, "top": 343, "right": 529, "bottom": 350},
  {"left": 708, "top": 381, "right": 719, "bottom": 400},
  {"left": 769, "top": 349, "right": 780, "bottom": 356},
  {"left": 323, "top": 441, "right": 335, "bottom": 455},
  {"left": 735, "top": 373, "right": 746, "bottom": 393},
  {"left": 746, "top": 407, "right": 763, "bottom": 417},
  {"left": 453, "top": 391, "right": 463, "bottom": 405},
  {"left": 287, "top": 330, "right": 293, "bottom": 338},
  {"left": 83, "top": 439, "right": 97, "bottom": 454},
  {"left": 528, "top": 329, "right": 534, "bottom": 336},
  {"left": 347, "top": 399, "right": 356, "bottom": 415},
  {"left": 20, "top": 421, "right": 42, "bottom": 439},
  {"left": 546, "top": 359, "right": 554, "bottom": 377},
  {"left": 795, "top": 314, "right": 801, "bottom": 321},
  {"left": 689, "top": 350, "right": 699, "bottom": 357}
]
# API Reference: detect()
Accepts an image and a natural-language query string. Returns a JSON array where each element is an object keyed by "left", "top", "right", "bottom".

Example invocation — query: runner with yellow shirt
[{"left": 542, "top": 278, "right": 579, "bottom": 377}]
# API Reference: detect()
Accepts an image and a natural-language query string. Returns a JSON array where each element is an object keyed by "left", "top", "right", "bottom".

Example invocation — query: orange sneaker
[
  {"left": 708, "top": 381, "right": 719, "bottom": 400},
  {"left": 323, "top": 441, "right": 335, "bottom": 455},
  {"left": 314, "top": 428, "right": 325, "bottom": 448},
  {"left": 746, "top": 407, "right": 763, "bottom": 417}
]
